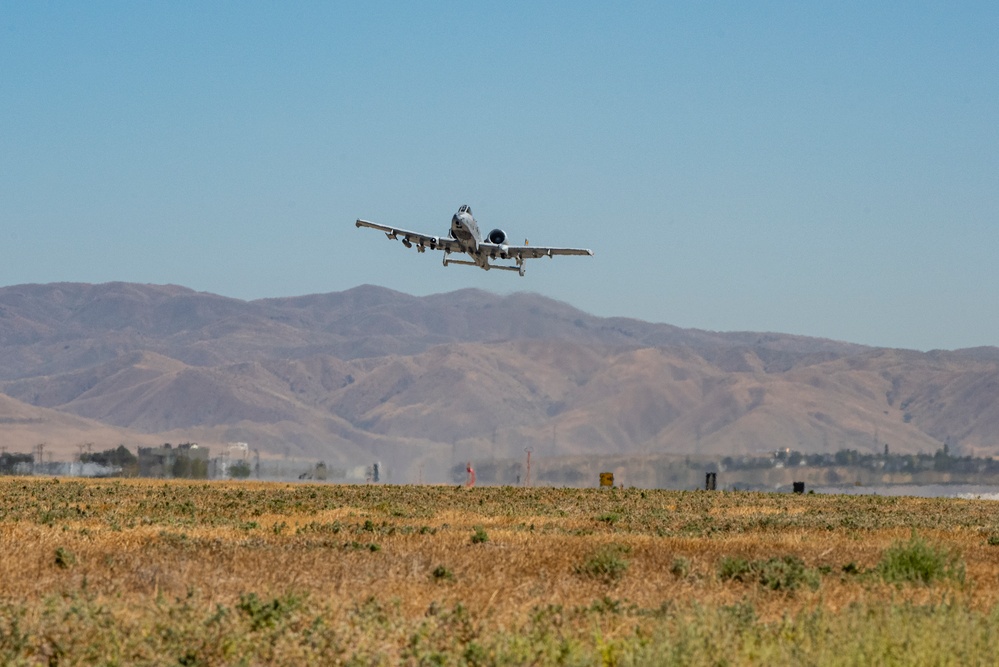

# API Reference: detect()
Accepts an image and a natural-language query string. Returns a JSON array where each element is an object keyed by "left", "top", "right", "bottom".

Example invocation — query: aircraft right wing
[{"left": 355, "top": 219, "right": 459, "bottom": 253}]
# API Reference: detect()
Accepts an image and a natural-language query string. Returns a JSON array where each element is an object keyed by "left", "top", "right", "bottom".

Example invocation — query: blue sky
[{"left": 2, "top": 2, "right": 996, "bottom": 350}]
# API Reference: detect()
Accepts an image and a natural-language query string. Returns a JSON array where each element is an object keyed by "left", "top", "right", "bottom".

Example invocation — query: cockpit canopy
[{"left": 458, "top": 204, "right": 472, "bottom": 216}]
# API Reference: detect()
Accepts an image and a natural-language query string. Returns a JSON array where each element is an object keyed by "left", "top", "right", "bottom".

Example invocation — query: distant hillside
[{"left": 1, "top": 282, "right": 996, "bottom": 480}]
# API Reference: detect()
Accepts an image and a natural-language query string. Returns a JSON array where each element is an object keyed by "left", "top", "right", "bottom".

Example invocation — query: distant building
[{"left": 137, "top": 442, "right": 210, "bottom": 478}]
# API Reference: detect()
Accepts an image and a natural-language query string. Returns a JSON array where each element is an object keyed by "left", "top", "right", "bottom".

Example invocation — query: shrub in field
[
  {"left": 842, "top": 562, "right": 861, "bottom": 575},
  {"left": 296, "top": 521, "right": 341, "bottom": 535},
  {"left": 756, "top": 556, "right": 818, "bottom": 591},
  {"left": 432, "top": 565, "right": 454, "bottom": 582},
  {"left": 576, "top": 545, "right": 629, "bottom": 583},
  {"left": 54, "top": 547, "right": 75, "bottom": 569},
  {"left": 470, "top": 526, "right": 488, "bottom": 544},
  {"left": 670, "top": 556, "right": 691, "bottom": 579},
  {"left": 236, "top": 592, "right": 301, "bottom": 631},
  {"left": 718, "top": 556, "right": 752, "bottom": 582},
  {"left": 876, "top": 534, "right": 965, "bottom": 585},
  {"left": 596, "top": 512, "right": 620, "bottom": 525},
  {"left": 718, "top": 555, "right": 819, "bottom": 591},
  {"left": 721, "top": 600, "right": 757, "bottom": 627}
]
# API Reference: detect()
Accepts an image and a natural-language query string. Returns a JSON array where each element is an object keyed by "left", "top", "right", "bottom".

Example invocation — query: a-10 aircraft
[{"left": 355, "top": 204, "right": 593, "bottom": 276}]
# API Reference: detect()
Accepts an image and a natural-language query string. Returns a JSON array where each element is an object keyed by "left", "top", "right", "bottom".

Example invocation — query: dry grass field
[{"left": 3, "top": 478, "right": 999, "bottom": 665}]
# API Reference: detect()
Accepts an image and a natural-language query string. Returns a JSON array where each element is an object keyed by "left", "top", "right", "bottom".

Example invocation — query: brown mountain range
[{"left": 1, "top": 282, "right": 996, "bottom": 479}]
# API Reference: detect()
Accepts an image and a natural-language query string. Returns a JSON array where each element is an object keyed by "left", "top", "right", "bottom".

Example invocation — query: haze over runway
[{"left": 2, "top": 2, "right": 996, "bottom": 351}]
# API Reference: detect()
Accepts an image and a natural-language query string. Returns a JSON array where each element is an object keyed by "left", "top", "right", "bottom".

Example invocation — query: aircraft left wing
[
  {"left": 355, "top": 219, "right": 460, "bottom": 253},
  {"left": 477, "top": 242, "right": 594, "bottom": 260}
]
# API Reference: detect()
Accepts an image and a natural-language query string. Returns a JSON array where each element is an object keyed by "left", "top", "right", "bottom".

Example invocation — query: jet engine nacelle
[{"left": 487, "top": 228, "right": 507, "bottom": 244}]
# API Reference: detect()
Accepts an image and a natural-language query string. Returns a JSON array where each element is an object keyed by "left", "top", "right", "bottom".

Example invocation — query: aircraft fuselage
[{"left": 450, "top": 205, "right": 480, "bottom": 254}]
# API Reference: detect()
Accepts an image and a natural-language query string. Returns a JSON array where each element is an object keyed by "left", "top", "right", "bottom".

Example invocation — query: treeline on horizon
[
  {"left": 0, "top": 444, "right": 339, "bottom": 481},
  {"left": 2, "top": 443, "right": 997, "bottom": 482},
  {"left": 721, "top": 444, "right": 999, "bottom": 475}
]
